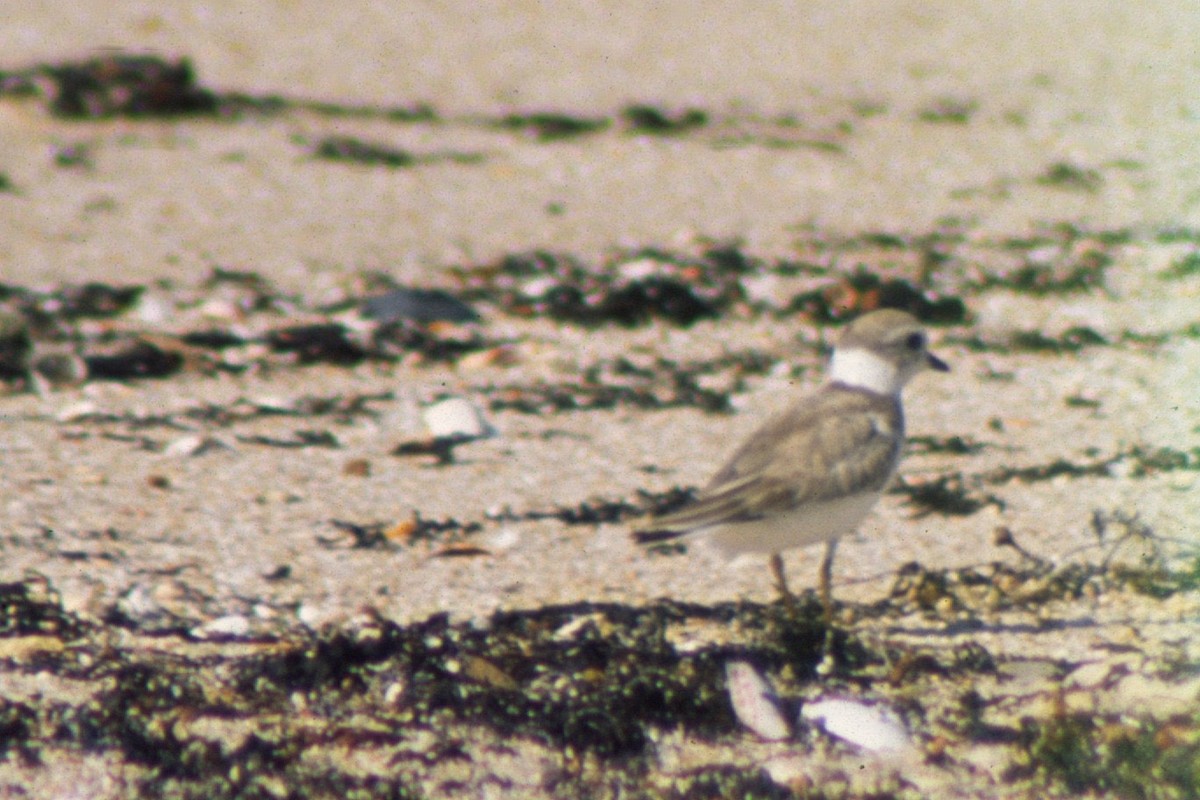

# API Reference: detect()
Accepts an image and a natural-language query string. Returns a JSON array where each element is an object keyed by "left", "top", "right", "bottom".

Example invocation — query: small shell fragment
[
  {"left": 56, "top": 400, "right": 98, "bottom": 422},
  {"left": 191, "top": 614, "right": 252, "bottom": 640},
  {"left": 422, "top": 396, "right": 494, "bottom": 439},
  {"left": 725, "top": 660, "right": 792, "bottom": 741},
  {"left": 164, "top": 434, "right": 231, "bottom": 458},
  {"left": 800, "top": 696, "right": 912, "bottom": 754}
]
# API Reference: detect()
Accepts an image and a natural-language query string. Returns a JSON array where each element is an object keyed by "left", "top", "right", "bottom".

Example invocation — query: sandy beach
[{"left": 0, "top": 2, "right": 1197, "bottom": 797}]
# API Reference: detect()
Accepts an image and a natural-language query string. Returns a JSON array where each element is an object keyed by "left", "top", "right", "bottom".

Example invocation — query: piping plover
[{"left": 635, "top": 309, "right": 949, "bottom": 622}]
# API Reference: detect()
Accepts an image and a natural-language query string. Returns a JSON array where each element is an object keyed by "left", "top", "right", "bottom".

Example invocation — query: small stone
[
  {"left": 343, "top": 458, "right": 371, "bottom": 477},
  {"left": 361, "top": 288, "right": 479, "bottom": 324},
  {"left": 34, "top": 353, "right": 89, "bottom": 387},
  {"left": 384, "top": 518, "right": 419, "bottom": 543}
]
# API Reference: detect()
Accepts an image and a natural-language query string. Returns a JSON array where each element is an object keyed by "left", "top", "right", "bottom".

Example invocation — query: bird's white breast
[{"left": 698, "top": 490, "right": 884, "bottom": 556}]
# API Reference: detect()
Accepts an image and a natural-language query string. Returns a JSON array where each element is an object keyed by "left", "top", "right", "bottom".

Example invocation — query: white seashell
[
  {"left": 296, "top": 604, "right": 351, "bottom": 630},
  {"left": 192, "top": 614, "right": 251, "bottom": 640},
  {"left": 383, "top": 680, "right": 407, "bottom": 706},
  {"left": 740, "top": 274, "right": 784, "bottom": 305},
  {"left": 132, "top": 292, "right": 173, "bottom": 324},
  {"left": 164, "top": 434, "right": 231, "bottom": 457},
  {"left": 615, "top": 257, "right": 661, "bottom": 281},
  {"left": 484, "top": 527, "right": 520, "bottom": 552},
  {"left": 725, "top": 660, "right": 792, "bottom": 741},
  {"left": 423, "top": 396, "right": 494, "bottom": 439},
  {"left": 164, "top": 434, "right": 206, "bottom": 457},
  {"left": 56, "top": 401, "right": 98, "bottom": 422},
  {"left": 118, "top": 583, "right": 158, "bottom": 619},
  {"left": 520, "top": 276, "right": 559, "bottom": 299},
  {"left": 761, "top": 754, "right": 808, "bottom": 787},
  {"left": 552, "top": 614, "right": 603, "bottom": 641},
  {"left": 800, "top": 696, "right": 912, "bottom": 753},
  {"left": 251, "top": 395, "right": 290, "bottom": 412}
]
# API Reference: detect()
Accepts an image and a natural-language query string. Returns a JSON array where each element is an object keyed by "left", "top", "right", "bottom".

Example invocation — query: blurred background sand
[{"left": 2, "top": 1, "right": 1198, "bottom": 287}]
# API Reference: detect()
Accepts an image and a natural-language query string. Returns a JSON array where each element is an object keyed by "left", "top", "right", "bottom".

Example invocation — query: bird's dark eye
[{"left": 905, "top": 332, "right": 925, "bottom": 351}]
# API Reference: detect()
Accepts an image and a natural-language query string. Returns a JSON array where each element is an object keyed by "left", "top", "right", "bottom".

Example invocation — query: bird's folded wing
[{"left": 637, "top": 392, "right": 901, "bottom": 536}]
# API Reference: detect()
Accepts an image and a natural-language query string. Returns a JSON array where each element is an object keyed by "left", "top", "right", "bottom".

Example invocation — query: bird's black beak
[{"left": 927, "top": 352, "right": 950, "bottom": 372}]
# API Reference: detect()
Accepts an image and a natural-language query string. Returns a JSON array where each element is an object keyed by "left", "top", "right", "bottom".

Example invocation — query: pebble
[{"left": 361, "top": 288, "right": 479, "bottom": 324}]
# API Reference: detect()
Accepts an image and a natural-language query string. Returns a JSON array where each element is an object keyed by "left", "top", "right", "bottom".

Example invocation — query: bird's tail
[{"left": 631, "top": 527, "right": 687, "bottom": 544}]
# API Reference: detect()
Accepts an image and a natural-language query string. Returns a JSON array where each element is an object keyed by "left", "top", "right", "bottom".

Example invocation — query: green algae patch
[{"left": 1012, "top": 710, "right": 1200, "bottom": 800}]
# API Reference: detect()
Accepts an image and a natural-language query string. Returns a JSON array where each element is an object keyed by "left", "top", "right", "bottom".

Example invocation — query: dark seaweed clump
[
  {"left": 0, "top": 580, "right": 85, "bottom": 638},
  {"left": 0, "top": 524, "right": 1195, "bottom": 797},
  {"left": 498, "top": 112, "right": 610, "bottom": 141},
  {"left": 454, "top": 247, "right": 758, "bottom": 328},
  {"left": 785, "top": 268, "right": 967, "bottom": 324},
  {"left": 39, "top": 55, "right": 217, "bottom": 118}
]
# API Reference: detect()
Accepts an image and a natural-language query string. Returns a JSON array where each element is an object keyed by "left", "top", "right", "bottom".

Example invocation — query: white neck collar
[{"left": 829, "top": 348, "right": 901, "bottom": 395}]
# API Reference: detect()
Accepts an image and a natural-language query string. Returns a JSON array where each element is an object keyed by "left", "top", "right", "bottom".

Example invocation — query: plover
[{"left": 635, "top": 309, "right": 949, "bottom": 624}]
